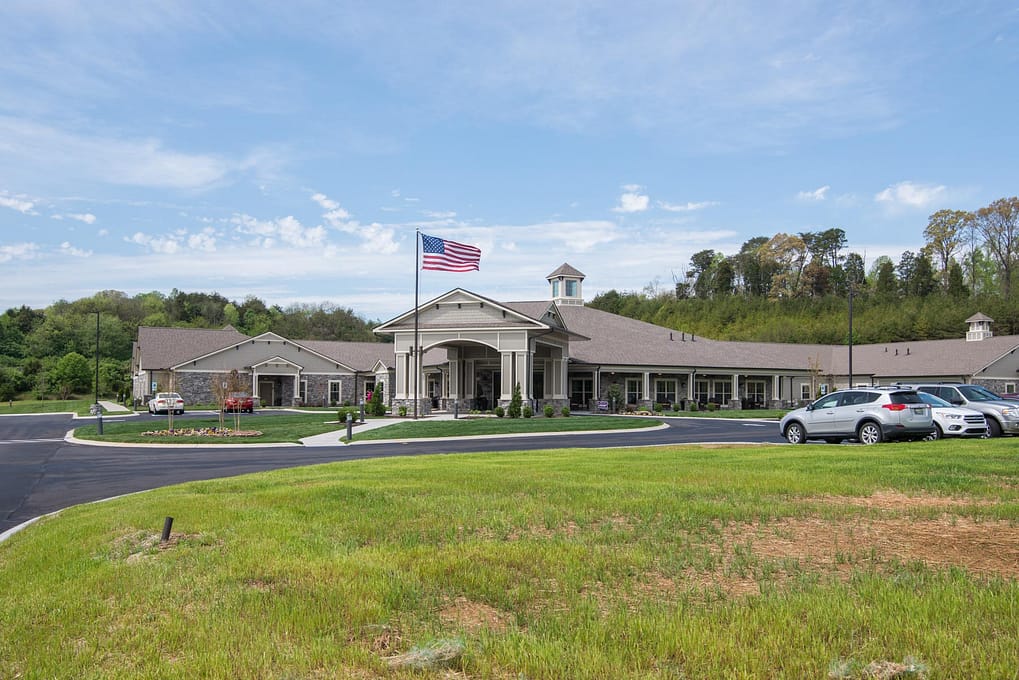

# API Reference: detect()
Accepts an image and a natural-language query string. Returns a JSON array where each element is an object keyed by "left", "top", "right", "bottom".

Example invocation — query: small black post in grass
[
  {"left": 453, "top": 400, "right": 458, "bottom": 419},
  {"left": 346, "top": 411, "right": 353, "bottom": 441},
  {"left": 161, "top": 516, "right": 174, "bottom": 543}
]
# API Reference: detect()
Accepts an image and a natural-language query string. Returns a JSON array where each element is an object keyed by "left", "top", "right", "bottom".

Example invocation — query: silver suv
[
  {"left": 780, "top": 387, "right": 933, "bottom": 445},
  {"left": 905, "top": 384, "right": 1019, "bottom": 438}
]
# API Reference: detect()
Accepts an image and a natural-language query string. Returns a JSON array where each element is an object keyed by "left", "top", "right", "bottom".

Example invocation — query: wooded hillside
[{"left": 0, "top": 289, "right": 382, "bottom": 401}]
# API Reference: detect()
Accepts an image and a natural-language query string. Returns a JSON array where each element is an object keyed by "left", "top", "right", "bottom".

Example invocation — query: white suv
[
  {"left": 780, "top": 387, "right": 933, "bottom": 445},
  {"left": 906, "top": 384, "right": 1019, "bottom": 438}
]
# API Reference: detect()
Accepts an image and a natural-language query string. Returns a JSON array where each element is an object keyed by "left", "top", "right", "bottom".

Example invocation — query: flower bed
[{"left": 141, "top": 427, "right": 263, "bottom": 438}]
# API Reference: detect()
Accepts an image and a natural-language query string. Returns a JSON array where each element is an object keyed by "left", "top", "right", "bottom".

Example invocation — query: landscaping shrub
[
  {"left": 561, "top": 406, "right": 570, "bottom": 417},
  {"left": 690, "top": 401, "right": 699, "bottom": 412},
  {"left": 543, "top": 404, "right": 554, "bottom": 418},
  {"left": 398, "top": 405, "right": 408, "bottom": 417},
  {"left": 494, "top": 405, "right": 504, "bottom": 418},
  {"left": 673, "top": 402, "right": 681, "bottom": 412},
  {"left": 508, "top": 383, "right": 523, "bottom": 418},
  {"left": 523, "top": 405, "right": 533, "bottom": 418}
]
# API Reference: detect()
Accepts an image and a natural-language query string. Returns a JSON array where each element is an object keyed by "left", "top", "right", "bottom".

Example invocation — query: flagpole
[{"left": 414, "top": 228, "right": 420, "bottom": 420}]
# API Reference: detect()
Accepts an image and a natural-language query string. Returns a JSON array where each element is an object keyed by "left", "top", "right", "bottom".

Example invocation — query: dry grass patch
[{"left": 439, "top": 596, "right": 514, "bottom": 634}]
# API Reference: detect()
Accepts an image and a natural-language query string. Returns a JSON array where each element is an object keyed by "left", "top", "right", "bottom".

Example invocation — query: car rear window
[{"left": 889, "top": 391, "right": 923, "bottom": 404}]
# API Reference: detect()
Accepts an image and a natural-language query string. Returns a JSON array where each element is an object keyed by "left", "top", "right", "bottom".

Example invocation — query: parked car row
[
  {"left": 146, "top": 393, "right": 259, "bottom": 415},
  {"left": 779, "top": 383, "right": 1019, "bottom": 445}
]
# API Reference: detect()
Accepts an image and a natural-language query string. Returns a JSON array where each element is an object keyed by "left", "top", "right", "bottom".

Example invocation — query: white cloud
[
  {"left": 0, "top": 194, "right": 35, "bottom": 214},
  {"left": 614, "top": 186, "right": 650, "bottom": 213},
  {"left": 874, "top": 181, "right": 947, "bottom": 209},
  {"left": 0, "top": 242, "right": 39, "bottom": 262},
  {"left": 188, "top": 229, "right": 217, "bottom": 252},
  {"left": 126, "top": 232, "right": 181, "bottom": 254},
  {"left": 312, "top": 192, "right": 353, "bottom": 230},
  {"left": 231, "top": 214, "right": 327, "bottom": 248},
  {"left": 0, "top": 117, "right": 235, "bottom": 190},
  {"left": 658, "top": 200, "right": 719, "bottom": 212},
  {"left": 424, "top": 210, "right": 457, "bottom": 219},
  {"left": 59, "top": 241, "right": 92, "bottom": 257},
  {"left": 68, "top": 212, "right": 97, "bottom": 224},
  {"left": 796, "top": 185, "right": 830, "bottom": 201}
]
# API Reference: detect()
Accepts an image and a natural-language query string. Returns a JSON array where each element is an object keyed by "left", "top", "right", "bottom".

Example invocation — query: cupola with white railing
[
  {"left": 965, "top": 312, "right": 993, "bottom": 341},
  {"left": 547, "top": 263, "right": 586, "bottom": 306}
]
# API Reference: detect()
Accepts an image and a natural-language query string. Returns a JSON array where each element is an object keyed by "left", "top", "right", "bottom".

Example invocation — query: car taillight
[{"left": 882, "top": 403, "right": 908, "bottom": 411}]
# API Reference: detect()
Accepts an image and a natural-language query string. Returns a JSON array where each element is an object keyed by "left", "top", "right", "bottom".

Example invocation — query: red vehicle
[{"left": 223, "top": 393, "right": 255, "bottom": 413}]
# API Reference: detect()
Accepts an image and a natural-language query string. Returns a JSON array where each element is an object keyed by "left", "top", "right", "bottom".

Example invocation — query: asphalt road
[{"left": 1, "top": 412, "right": 784, "bottom": 535}]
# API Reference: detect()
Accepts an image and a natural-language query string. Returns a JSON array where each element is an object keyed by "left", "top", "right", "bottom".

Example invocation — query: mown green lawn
[
  {"left": 0, "top": 398, "right": 98, "bottom": 415},
  {"left": 348, "top": 414, "right": 661, "bottom": 441},
  {"left": 1, "top": 439, "right": 1016, "bottom": 678},
  {"left": 73, "top": 413, "right": 661, "bottom": 444}
]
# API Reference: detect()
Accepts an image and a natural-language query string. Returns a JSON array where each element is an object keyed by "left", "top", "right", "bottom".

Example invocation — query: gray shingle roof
[
  {"left": 135, "top": 326, "right": 250, "bottom": 370},
  {"left": 546, "top": 263, "right": 586, "bottom": 279}
]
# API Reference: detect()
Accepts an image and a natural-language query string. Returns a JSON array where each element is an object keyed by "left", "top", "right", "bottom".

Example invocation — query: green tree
[
  {"left": 508, "top": 382, "right": 523, "bottom": 418},
  {"left": 923, "top": 209, "right": 970, "bottom": 290},
  {"left": 974, "top": 197, "right": 1019, "bottom": 297},
  {"left": 50, "top": 352, "right": 92, "bottom": 399}
]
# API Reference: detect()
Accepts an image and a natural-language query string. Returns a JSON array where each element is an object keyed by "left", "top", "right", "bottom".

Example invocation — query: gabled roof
[
  {"left": 827, "top": 334, "right": 1019, "bottom": 378},
  {"left": 965, "top": 312, "right": 994, "bottom": 323},
  {"left": 373, "top": 288, "right": 555, "bottom": 333},
  {"left": 135, "top": 326, "right": 250, "bottom": 370},
  {"left": 136, "top": 326, "right": 403, "bottom": 373}
]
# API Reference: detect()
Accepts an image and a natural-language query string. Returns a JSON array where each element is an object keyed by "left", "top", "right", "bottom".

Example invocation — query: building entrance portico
[{"left": 373, "top": 289, "right": 574, "bottom": 415}]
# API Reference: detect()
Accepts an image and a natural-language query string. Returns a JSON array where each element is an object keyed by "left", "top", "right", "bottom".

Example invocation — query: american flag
[{"left": 420, "top": 233, "right": 481, "bottom": 272}]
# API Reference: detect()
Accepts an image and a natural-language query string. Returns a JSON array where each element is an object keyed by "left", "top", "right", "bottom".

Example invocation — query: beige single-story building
[{"left": 132, "top": 265, "right": 1019, "bottom": 412}]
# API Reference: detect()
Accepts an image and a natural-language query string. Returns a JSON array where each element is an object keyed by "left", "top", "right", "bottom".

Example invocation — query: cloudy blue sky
[{"left": 2, "top": 1, "right": 1017, "bottom": 320}]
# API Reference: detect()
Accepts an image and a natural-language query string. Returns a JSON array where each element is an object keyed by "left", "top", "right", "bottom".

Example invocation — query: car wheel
[
  {"left": 785, "top": 422, "right": 806, "bottom": 444},
  {"left": 986, "top": 417, "right": 1003, "bottom": 438},
  {"left": 925, "top": 424, "right": 944, "bottom": 441},
  {"left": 858, "top": 421, "right": 883, "bottom": 445}
]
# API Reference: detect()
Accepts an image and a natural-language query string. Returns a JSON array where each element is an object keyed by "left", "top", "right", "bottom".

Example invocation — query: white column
[
  {"left": 732, "top": 373, "right": 739, "bottom": 405},
  {"left": 643, "top": 371, "right": 650, "bottom": 405},
  {"left": 688, "top": 372, "right": 695, "bottom": 401}
]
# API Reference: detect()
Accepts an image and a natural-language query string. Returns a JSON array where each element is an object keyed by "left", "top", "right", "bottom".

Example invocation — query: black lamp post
[
  {"left": 94, "top": 312, "right": 103, "bottom": 435},
  {"left": 848, "top": 287, "right": 854, "bottom": 388}
]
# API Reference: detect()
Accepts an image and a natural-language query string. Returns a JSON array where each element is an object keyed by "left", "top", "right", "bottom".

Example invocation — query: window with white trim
[
  {"left": 299, "top": 380, "right": 308, "bottom": 403},
  {"left": 654, "top": 379, "right": 677, "bottom": 404},
  {"left": 626, "top": 378, "right": 642, "bottom": 404},
  {"left": 800, "top": 383, "right": 812, "bottom": 400},
  {"left": 694, "top": 380, "right": 709, "bottom": 404},
  {"left": 713, "top": 379, "right": 732, "bottom": 404},
  {"left": 329, "top": 380, "right": 343, "bottom": 406},
  {"left": 745, "top": 380, "right": 765, "bottom": 403}
]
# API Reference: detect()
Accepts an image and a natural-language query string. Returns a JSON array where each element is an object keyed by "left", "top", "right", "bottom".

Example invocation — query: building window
[
  {"left": 713, "top": 379, "right": 732, "bottom": 405},
  {"left": 299, "top": 380, "right": 308, "bottom": 403},
  {"left": 329, "top": 380, "right": 343, "bottom": 406},
  {"left": 565, "top": 279, "right": 578, "bottom": 297},
  {"left": 626, "top": 378, "right": 642, "bottom": 404},
  {"left": 694, "top": 380, "right": 709, "bottom": 404},
  {"left": 552, "top": 280, "right": 560, "bottom": 297},
  {"left": 364, "top": 380, "right": 375, "bottom": 401},
  {"left": 570, "top": 377, "right": 592, "bottom": 407},
  {"left": 654, "top": 379, "right": 677, "bottom": 404},
  {"left": 1007, "top": 382, "right": 1016, "bottom": 394},
  {"left": 800, "top": 383, "right": 812, "bottom": 400},
  {"left": 746, "top": 380, "right": 765, "bottom": 404}
]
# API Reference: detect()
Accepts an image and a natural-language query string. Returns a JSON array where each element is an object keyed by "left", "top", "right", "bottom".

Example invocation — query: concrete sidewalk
[{"left": 299, "top": 413, "right": 462, "bottom": 447}]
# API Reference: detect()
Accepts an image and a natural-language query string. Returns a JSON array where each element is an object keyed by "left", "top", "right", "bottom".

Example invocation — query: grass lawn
[
  {"left": 347, "top": 414, "right": 661, "bottom": 441},
  {"left": 74, "top": 412, "right": 352, "bottom": 444},
  {"left": 2, "top": 439, "right": 1017, "bottom": 678},
  {"left": 0, "top": 398, "right": 98, "bottom": 416},
  {"left": 72, "top": 413, "right": 662, "bottom": 444}
]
